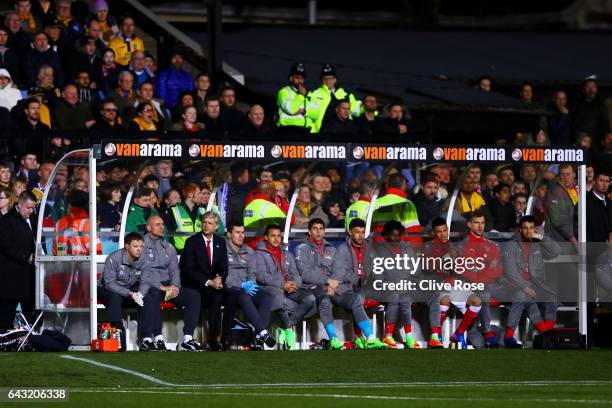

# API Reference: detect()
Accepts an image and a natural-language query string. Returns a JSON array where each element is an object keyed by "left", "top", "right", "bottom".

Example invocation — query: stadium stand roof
[{"left": 187, "top": 27, "right": 611, "bottom": 113}]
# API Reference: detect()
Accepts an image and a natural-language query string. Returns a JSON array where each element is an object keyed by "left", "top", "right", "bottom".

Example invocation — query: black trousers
[
  {"left": 196, "top": 285, "right": 224, "bottom": 345},
  {"left": 223, "top": 287, "right": 274, "bottom": 335},
  {"left": 98, "top": 285, "right": 141, "bottom": 350},
  {"left": 141, "top": 286, "right": 201, "bottom": 339}
]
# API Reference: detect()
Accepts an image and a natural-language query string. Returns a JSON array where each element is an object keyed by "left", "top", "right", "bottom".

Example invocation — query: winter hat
[{"left": 94, "top": 0, "right": 109, "bottom": 12}]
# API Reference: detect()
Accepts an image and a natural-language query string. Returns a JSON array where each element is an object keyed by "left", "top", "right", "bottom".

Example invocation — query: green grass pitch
[{"left": 1, "top": 350, "right": 611, "bottom": 407}]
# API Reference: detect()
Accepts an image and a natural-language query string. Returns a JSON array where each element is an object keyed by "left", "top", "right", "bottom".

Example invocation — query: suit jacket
[
  {"left": 180, "top": 233, "right": 228, "bottom": 290},
  {"left": 0, "top": 208, "right": 35, "bottom": 300}
]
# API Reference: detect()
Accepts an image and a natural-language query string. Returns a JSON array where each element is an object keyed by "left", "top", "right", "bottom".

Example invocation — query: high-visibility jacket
[
  {"left": 53, "top": 208, "right": 102, "bottom": 255},
  {"left": 344, "top": 197, "right": 373, "bottom": 231},
  {"left": 372, "top": 188, "right": 422, "bottom": 248},
  {"left": 276, "top": 85, "right": 314, "bottom": 128},
  {"left": 108, "top": 34, "right": 145, "bottom": 66},
  {"left": 305, "top": 84, "right": 363, "bottom": 133},
  {"left": 243, "top": 197, "right": 286, "bottom": 229},
  {"left": 171, "top": 204, "right": 205, "bottom": 251}
]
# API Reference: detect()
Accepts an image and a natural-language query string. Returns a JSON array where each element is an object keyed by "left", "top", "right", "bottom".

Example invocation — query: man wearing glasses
[{"left": 93, "top": 101, "right": 122, "bottom": 130}]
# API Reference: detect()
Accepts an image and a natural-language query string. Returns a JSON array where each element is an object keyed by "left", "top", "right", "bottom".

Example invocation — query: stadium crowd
[{"left": 0, "top": 0, "right": 609, "bottom": 351}]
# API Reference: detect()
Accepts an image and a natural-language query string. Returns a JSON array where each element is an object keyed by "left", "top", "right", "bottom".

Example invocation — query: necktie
[{"left": 206, "top": 239, "right": 212, "bottom": 266}]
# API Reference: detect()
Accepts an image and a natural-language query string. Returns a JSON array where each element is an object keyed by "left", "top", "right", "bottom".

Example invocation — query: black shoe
[
  {"left": 208, "top": 341, "right": 223, "bottom": 352},
  {"left": 261, "top": 332, "right": 277, "bottom": 348},
  {"left": 155, "top": 339, "right": 169, "bottom": 351},
  {"left": 177, "top": 339, "right": 203, "bottom": 352},
  {"left": 252, "top": 337, "right": 264, "bottom": 351},
  {"left": 139, "top": 339, "right": 157, "bottom": 351}
]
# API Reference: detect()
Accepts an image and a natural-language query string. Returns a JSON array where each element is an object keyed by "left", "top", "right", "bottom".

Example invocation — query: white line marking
[
  {"left": 70, "top": 390, "right": 612, "bottom": 404},
  {"left": 60, "top": 355, "right": 199, "bottom": 387}
]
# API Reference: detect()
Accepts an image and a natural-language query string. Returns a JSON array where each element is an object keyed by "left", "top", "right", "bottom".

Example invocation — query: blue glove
[
  {"left": 243, "top": 281, "right": 259, "bottom": 296},
  {"left": 240, "top": 281, "right": 250, "bottom": 290}
]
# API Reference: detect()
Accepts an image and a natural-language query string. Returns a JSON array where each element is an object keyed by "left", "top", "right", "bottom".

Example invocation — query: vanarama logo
[
  {"left": 277, "top": 144, "right": 346, "bottom": 159},
  {"left": 356, "top": 146, "right": 427, "bottom": 161},
  {"left": 437, "top": 147, "right": 505, "bottom": 162},
  {"left": 113, "top": 143, "right": 182, "bottom": 157},
  {"left": 516, "top": 148, "right": 584, "bottom": 163},
  {"left": 195, "top": 144, "right": 265, "bottom": 158}
]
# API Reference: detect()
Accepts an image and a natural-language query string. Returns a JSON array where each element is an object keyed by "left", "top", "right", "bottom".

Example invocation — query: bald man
[{"left": 141, "top": 216, "right": 203, "bottom": 351}]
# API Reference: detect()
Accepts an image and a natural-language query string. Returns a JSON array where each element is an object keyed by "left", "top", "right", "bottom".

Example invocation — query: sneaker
[
  {"left": 405, "top": 334, "right": 420, "bottom": 349},
  {"left": 177, "top": 338, "right": 203, "bottom": 351},
  {"left": 365, "top": 337, "right": 389, "bottom": 350},
  {"left": 354, "top": 336, "right": 365, "bottom": 350},
  {"left": 262, "top": 332, "right": 276, "bottom": 348},
  {"left": 155, "top": 339, "right": 169, "bottom": 351},
  {"left": 428, "top": 337, "right": 445, "bottom": 349},
  {"left": 139, "top": 339, "right": 157, "bottom": 351},
  {"left": 382, "top": 335, "right": 397, "bottom": 349},
  {"left": 285, "top": 328, "right": 296, "bottom": 350},
  {"left": 451, "top": 332, "right": 467, "bottom": 349},
  {"left": 329, "top": 337, "right": 344, "bottom": 350},
  {"left": 504, "top": 337, "right": 523, "bottom": 349},
  {"left": 485, "top": 335, "right": 501, "bottom": 349},
  {"left": 277, "top": 328, "right": 286, "bottom": 348}
]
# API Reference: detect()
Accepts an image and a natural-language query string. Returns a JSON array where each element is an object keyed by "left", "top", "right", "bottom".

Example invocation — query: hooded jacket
[{"left": 0, "top": 68, "right": 22, "bottom": 110}]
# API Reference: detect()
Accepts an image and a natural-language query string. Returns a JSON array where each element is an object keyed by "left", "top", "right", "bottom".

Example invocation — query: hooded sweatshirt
[{"left": 0, "top": 68, "right": 22, "bottom": 110}]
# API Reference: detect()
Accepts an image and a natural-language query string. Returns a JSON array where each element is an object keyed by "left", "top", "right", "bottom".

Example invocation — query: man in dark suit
[
  {"left": 0, "top": 191, "right": 36, "bottom": 332},
  {"left": 180, "top": 211, "right": 227, "bottom": 351}
]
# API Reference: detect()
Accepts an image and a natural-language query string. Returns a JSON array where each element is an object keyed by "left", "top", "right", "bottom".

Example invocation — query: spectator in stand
[
  {"left": 0, "top": 186, "right": 11, "bottom": 216},
  {"left": 92, "top": 100, "right": 122, "bottom": 130},
  {"left": 52, "top": 84, "right": 96, "bottom": 130},
  {"left": 129, "top": 50, "right": 153, "bottom": 90},
  {"left": 512, "top": 192, "right": 528, "bottom": 228},
  {"left": 489, "top": 183, "right": 515, "bottom": 232},
  {"left": 519, "top": 82, "right": 534, "bottom": 104},
  {"left": 481, "top": 171, "right": 498, "bottom": 205},
  {"left": 219, "top": 85, "right": 244, "bottom": 132},
  {"left": 239, "top": 104, "right": 271, "bottom": 136},
  {"left": 108, "top": 70, "right": 136, "bottom": 121},
  {"left": 56, "top": 0, "right": 82, "bottom": 43},
  {"left": 548, "top": 90, "right": 571, "bottom": 146},
  {"left": 309, "top": 173, "right": 330, "bottom": 207},
  {"left": 519, "top": 164, "right": 537, "bottom": 194},
  {"left": 83, "top": 19, "right": 107, "bottom": 51},
  {"left": 171, "top": 105, "right": 204, "bottom": 132},
  {"left": 320, "top": 99, "right": 357, "bottom": 134},
  {"left": 497, "top": 166, "right": 515, "bottom": 187},
  {"left": 511, "top": 180, "right": 527, "bottom": 196},
  {"left": 545, "top": 164, "right": 579, "bottom": 251},
  {"left": 23, "top": 31, "right": 64, "bottom": 87},
  {"left": 200, "top": 95, "right": 224, "bottom": 135},
  {"left": 449, "top": 176, "right": 493, "bottom": 231},
  {"left": 413, "top": 173, "right": 443, "bottom": 229},
  {"left": 477, "top": 75, "right": 492, "bottom": 92},
  {"left": 32, "top": 65, "right": 61, "bottom": 105},
  {"left": 156, "top": 49, "right": 193, "bottom": 110},
  {"left": 294, "top": 184, "right": 328, "bottom": 227},
  {"left": 74, "top": 37, "right": 102, "bottom": 88},
  {"left": 125, "top": 188, "right": 158, "bottom": 234},
  {"left": 153, "top": 160, "right": 173, "bottom": 197},
  {"left": 159, "top": 188, "right": 180, "bottom": 226},
  {"left": 44, "top": 18, "right": 73, "bottom": 75},
  {"left": 108, "top": 16, "right": 144, "bottom": 66},
  {"left": 93, "top": 0, "right": 118, "bottom": 43},
  {"left": 0, "top": 69, "right": 22, "bottom": 111},
  {"left": 0, "top": 26, "right": 21, "bottom": 88},
  {"left": 224, "top": 164, "right": 252, "bottom": 227},
  {"left": 355, "top": 95, "right": 379, "bottom": 134},
  {"left": 194, "top": 72, "right": 210, "bottom": 117},
  {"left": 4, "top": 12, "right": 31, "bottom": 57},
  {"left": 0, "top": 163, "right": 11, "bottom": 190},
  {"left": 571, "top": 77, "right": 610, "bottom": 147},
  {"left": 100, "top": 48, "right": 121, "bottom": 95},
  {"left": 374, "top": 103, "right": 410, "bottom": 135},
  {"left": 323, "top": 198, "right": 345, "bottom": 228},
  {"left": 586, "top": 172, "right": 611, "bottom": 244},
  {"left": 98, "top": 183, "right": 122, "bottom": 230},
  {"left": 144, "top": 52, "right": 156, "bottom": 77},
  {"left": 16, "top": 153, "right": 39, "bottom": 187},
  {"left": 129, "top": 101, "right": 157, "bottom": 132},
  {"left": 11, "top": 98, "right": 50, "bottom": 158},
  {"left": 74, "top": 71, "right": 98, "bottom": 108},
  {"left": 132, "top": 81, "right": 171, "bottom": 130},
  {"left": 15, "top": 0, "right": 42, "bottom": 34},
  {"left": 175, "top": 91, "right": 194, "bottom": 118}
]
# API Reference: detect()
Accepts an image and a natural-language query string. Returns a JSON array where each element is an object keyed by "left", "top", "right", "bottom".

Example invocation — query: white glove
[{"left": 131, "top": 291, "right": 144, "bottom": 307}]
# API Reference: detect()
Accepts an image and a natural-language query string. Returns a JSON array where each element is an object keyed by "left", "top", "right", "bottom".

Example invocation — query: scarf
[
  {"left": 563, "top": 182, "right": 579, "bottom": 206},
  {"left": 459, "top": 192, "right": 485, "bottom": 213},
  {"left": 132, "top": 117, "right": 156, "bottom": 131},
  {"left": 19, "top": 13, "right": 37, "bottom": 32}
]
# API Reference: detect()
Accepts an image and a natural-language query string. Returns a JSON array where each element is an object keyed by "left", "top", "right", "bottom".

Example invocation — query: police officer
[
  {"left": 276, "top": 62, "right": 313, "bottom": 133},
  {"left": 243, "top": 181, "right": 286, "bottom": 230},
  {"left": 167, "top": 183, "right": 204, "bottom": 254},
  {"left": 223, "top": 222, "right": 275, "bottom": 349},
  {"left": 141, "top": 216, "right": 203, "bottom": 352},
  {"left": 98, "top": 232, "right": 149, "bottom": 351},
  {"left": 306, "top": 64, "right": 363, "bottom": 133}
]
